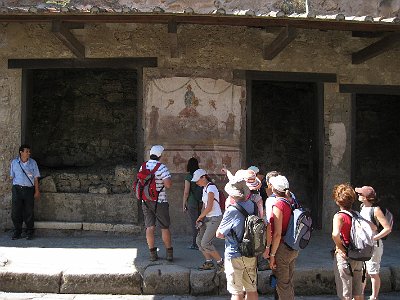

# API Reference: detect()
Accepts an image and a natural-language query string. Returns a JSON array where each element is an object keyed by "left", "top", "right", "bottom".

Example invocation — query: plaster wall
[{"left": 0, "top": 23, "right": 399, "bottom": 233}]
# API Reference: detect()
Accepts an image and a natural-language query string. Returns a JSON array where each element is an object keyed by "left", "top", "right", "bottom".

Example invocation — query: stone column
[
  {"left": 0, "top": 61, "right": 23, "bottom": 231},
  {"left": 322, "top": 83, "right": 352, "bottom": 232}
]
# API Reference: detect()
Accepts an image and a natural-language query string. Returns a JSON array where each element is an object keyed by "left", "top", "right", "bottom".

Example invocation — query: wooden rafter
[
  {"left": 0, "top": 14, "right": 398, "bottom": 33},
  {"left": 263, "top": 26, "right": 297, "bottom": 60},
  {"left": 168, "top": 19, "right": 178, "bottom": 58},
  {"left": 352, "top": 32, "right": 400, "bottom": 64},
  {"left": 52, "top": 20, "right": 85, "bottom": 59}
]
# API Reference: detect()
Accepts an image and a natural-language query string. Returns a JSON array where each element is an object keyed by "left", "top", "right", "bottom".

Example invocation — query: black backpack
[
  {"left": 370, "top": 206, "right": 393, "bottom": 240},
  {"left": 231, "top": 202, "right": 267, "bottom": 258}
]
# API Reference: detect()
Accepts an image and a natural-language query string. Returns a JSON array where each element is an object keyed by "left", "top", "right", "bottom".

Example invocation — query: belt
[{"left": 13, "top": 184, "right": 34, "bottom": 189}]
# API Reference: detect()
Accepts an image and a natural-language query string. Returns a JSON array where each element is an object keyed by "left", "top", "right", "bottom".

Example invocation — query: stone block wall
[
  {"left": 0, "top": 22, "right": 399, "bottom": 232},
  {"left": 30, "top": 69, "right": 138, "bottom": 168}
]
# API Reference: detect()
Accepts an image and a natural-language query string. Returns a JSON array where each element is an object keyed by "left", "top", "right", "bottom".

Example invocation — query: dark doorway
[
  {"left": 249, "top": 80, "right": 323, "bottom": 228},
  {"left": 353, "top": 93, "right": 400, "bottom": 230},
  {"left": 24, "top": 68, "right": 138, "bottom": 194}
]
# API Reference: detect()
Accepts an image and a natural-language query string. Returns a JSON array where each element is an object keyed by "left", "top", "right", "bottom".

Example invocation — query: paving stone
[
  {"left": 0, "top": 268, "right": 61, "bottom": 293},
  {"left": 190, "top": 269, "right": 219, "bottom": 295},
  {"left": 391, "top": 266, "right": 400, "bottom": 291},
  {"left": 60, "top": 266, "right": 141, "bottom": 294},
  {"left": 293, "top": 268, "right": 336, "bottom": 295},
  {"left": 143, "top": 264, "right": 190, "bottom": 295},
  {"left": 364, "top": 266, "right": 392, "bottom": 293},
  {"left": 257, "top": 270, "right": 274, "bottom": 295}
]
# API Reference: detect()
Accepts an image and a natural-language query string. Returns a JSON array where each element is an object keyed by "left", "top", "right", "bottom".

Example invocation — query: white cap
[
  {"left": 191, "top": 169, "right": 207, "bottom": 182},
  {"left": 269, "top": 175, "right": 289, "bottom": 193},
  {"left": 150, "top": 145, "right": 164, "bottom": 157},
  {"left": 248, "top": 166, "right": 260, "bottom": 174}
]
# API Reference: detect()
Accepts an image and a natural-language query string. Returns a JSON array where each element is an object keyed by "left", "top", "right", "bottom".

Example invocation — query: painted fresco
[{"left": 145, "top": 77, "right": 243, "bottom": 173}]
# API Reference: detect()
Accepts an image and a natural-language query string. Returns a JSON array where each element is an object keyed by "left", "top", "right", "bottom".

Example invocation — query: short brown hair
[{"left": 332, "top": 183, "right": 356, "bottom": 210}]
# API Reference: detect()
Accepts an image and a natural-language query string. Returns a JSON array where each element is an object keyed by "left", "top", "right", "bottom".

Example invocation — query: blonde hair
[{"left": 332, "top": 183, "right": 356, "bottom": 210}]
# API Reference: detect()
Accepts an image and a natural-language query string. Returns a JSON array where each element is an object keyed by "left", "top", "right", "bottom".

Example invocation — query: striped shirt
[{"left": 140, "top": 160, "right": 171, "bottom": 203}]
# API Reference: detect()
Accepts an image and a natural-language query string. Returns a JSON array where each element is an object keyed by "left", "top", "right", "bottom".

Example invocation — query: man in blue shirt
[
  {"left": 9, "top": 144, "right": 41, "bottom": 240},
  {"left": 216, "top": 176, "right": 259, "bottom": 300}
]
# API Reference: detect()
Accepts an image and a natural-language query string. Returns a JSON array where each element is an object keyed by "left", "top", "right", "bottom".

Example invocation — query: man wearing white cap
[{"left": 140, "top": 145, "right": 173, "bottom": 262}]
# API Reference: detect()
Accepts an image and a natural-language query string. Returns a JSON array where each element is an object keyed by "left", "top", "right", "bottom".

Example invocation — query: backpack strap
[
  {"left": 276, "top": 197, "right": 294, "bottom": 211},
  {"left": 230, "top": 202, "right": 256, "bottom": 243},
  {"left": 206, "top": 182, "right": 220, "bottom": 205}
]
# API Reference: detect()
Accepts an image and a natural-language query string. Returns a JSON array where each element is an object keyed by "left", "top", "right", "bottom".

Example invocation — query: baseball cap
[
  {"left": 269, "top": 175, "right": 289, "bottom": 193},
  {"left": 150, "top": 145, "right": 164, "bottom": 157},
  {"left": 355, "top": 186, "right": 376, "bottom": 199},
  {"left": 192, "top": 169, "right": 207, "bottom": 182}
]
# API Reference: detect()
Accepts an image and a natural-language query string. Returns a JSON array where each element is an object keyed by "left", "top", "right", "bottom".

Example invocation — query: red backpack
[{"left": 133, "top": 162, "right": 163, "bottom": 201}]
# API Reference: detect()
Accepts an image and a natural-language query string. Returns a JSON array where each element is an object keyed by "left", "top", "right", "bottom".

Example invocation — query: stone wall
[
  {"left": 0, "top": 22, "right": 399, "bottom": 233},
  {"left": 30, "top": 69, "right": 138, "bottom": 168}
]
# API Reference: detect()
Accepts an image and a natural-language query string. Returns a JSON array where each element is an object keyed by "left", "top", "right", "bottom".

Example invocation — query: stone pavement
[{"left": 0, "top": 230, "right": 400, "bottom": 297}]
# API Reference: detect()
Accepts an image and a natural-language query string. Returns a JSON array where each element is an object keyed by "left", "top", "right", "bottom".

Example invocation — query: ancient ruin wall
[{"left": 0, "top": 23, "right": 399, "bottom": 232}]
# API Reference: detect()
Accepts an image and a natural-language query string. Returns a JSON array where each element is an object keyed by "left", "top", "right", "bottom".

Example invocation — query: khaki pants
[{"left": 273, "top": 243, "right": 299, "bottom": 300}]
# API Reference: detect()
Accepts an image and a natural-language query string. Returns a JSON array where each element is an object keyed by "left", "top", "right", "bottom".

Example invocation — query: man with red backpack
[{"left": 136, "top": 145, "right": 173, "bottom": 262}]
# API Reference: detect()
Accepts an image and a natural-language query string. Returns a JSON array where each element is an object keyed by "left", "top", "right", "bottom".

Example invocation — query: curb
[{"left": 2, "top": 264, "right": 400, "bottom": 295}]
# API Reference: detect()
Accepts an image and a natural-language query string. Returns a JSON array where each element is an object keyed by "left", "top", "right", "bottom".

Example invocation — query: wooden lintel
[
  {"left": 263, "top": 26, "right": 297, "bottom": 60},
  {"left": 52, "top": 20, "right": 85, "bottom": 59},
  {"left": 352, "top": 31, "right": 385, "bottom": 38},
  {"left": 352, "top": 32, "right": 400, "bottom": 64},
  {"left": 168, "top": 19, "right": 178, "bottom": 58},
  {"left": 8, "top": 58, "right": 158, "bottom": 69}
]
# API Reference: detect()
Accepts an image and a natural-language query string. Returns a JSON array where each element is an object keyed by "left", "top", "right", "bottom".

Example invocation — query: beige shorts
[
  {"left": 334, "top": 253, "right": 363, "bottom": 299},
  {"left": 366, "top": 241, "right": 383, "bottom": 275},
  {"left": 225, "top": 256, "right": 257, "bottom": 295}
]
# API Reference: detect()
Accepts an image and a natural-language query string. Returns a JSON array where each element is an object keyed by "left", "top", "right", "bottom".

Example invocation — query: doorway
[{"left": 248, "top": 77, "right": 324, "bottom": 228}]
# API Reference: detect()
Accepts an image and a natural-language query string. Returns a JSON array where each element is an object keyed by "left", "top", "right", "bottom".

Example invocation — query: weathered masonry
[{"left": 0, "top": 1, "right": 399, "bottom": 234}]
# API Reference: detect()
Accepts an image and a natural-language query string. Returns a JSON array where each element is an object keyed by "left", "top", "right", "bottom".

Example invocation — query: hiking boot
[
  {"left": 166, "top": 247, "right": 173, "bottom": 262},
  {"left": 11, "top": 232, "right": 21, "bottom": 240},
  {"left": 149, "top": 247, "right": 158, "bottom": 262},
  {"left": 198, "top": 260, "right": 215, "bottom": 270}
]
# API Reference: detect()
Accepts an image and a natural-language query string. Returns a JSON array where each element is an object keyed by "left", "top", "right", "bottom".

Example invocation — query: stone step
[
  {"left": 35, "top": 192, "right": 139, "bottom": 224},
  {"left": 33, "top": 221, "right": 143, "bottom": 235}
]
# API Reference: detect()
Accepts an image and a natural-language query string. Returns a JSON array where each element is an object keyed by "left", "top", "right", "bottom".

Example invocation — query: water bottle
[{"left": 269, "top": 274, "right": 277, "bottom": 289}]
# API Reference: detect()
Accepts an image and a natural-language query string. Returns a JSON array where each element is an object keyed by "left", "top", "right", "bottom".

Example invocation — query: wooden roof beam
[
  {"left": 263, "top": 26, "right": 297, "bottom": 60},
  {"left": 352, "top": 32, "right": 400, "bottom": 64},
  {"left": 52, "top": 20, "right": 85, "bottom": 59},
  {"left": 168, "top": 19, "right": 178, "bottom": 58}
]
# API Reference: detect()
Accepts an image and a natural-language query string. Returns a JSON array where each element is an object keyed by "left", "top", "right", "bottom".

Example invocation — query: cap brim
[{"left": 355, "top": 187, "right": 362, "bottom": 193}]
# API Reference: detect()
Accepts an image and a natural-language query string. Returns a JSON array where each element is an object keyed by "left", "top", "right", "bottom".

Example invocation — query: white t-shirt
[
  {"left": 264, "top": 196, "right": 278, "bottom": 224},
  {"left": 203, "top": 183, "right": 222, "bottom": 217}
]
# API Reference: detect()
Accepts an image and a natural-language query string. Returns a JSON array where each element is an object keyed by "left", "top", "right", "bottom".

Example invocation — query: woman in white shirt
[
  {"left": 192, "top": 169, "right": 224, "bottom": 271},
  {"left": 357, "top": 186, "right": 392, "bottom": 300}
]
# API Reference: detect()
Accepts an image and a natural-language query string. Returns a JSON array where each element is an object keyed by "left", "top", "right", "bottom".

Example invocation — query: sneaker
[
  {"left": 216, "top": 259, "right": 224, "bottom": 273},
  {"left": 198, "top": 261, "right": 215, "bottom": 270}
]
